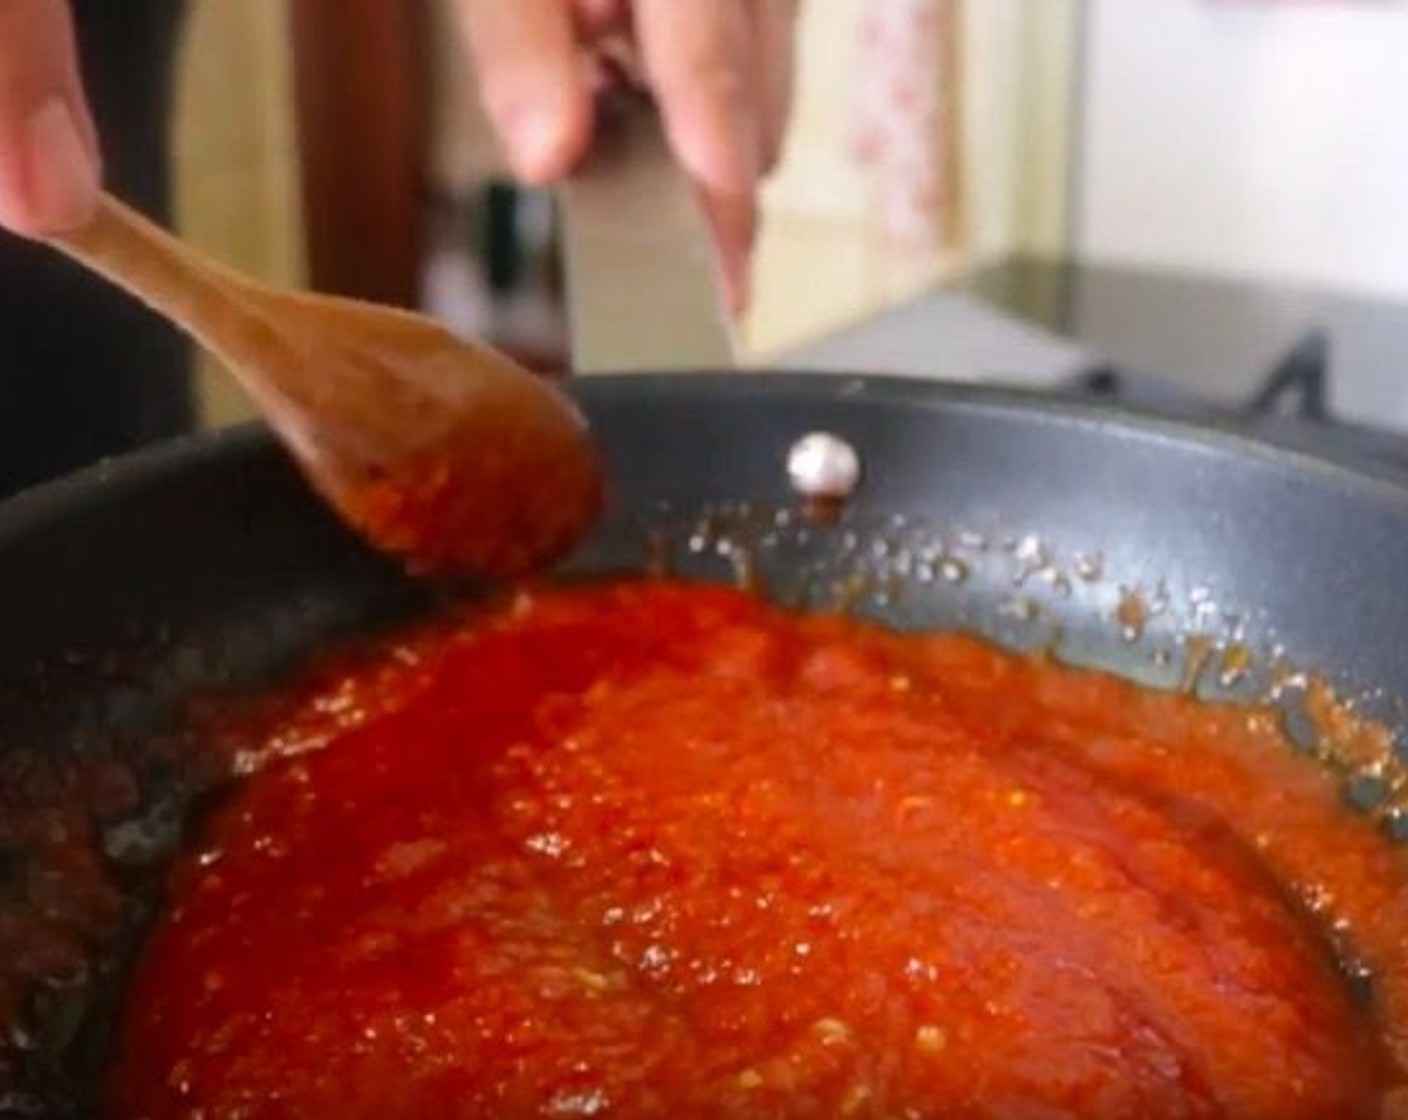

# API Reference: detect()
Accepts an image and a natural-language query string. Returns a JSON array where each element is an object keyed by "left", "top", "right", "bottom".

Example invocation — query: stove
[
  {"left": 1061, "top": 329, "right": 1408, "bottom": 481},
  {"left": 778, "top": 255, "right": 1408, "bottom": 483}
]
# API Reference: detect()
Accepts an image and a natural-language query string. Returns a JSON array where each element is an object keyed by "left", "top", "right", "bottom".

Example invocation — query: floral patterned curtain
[{"left": 850, "top": 0, "right": 964, "bottom": 252}]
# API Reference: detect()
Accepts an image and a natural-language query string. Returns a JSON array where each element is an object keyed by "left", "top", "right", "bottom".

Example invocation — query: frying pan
[
  {"left": 3, "top": 371, "right": 1408, "bottom": 1114},
  {"left": 6, "top": 104, "right": 1408, "bottom": 1118}
]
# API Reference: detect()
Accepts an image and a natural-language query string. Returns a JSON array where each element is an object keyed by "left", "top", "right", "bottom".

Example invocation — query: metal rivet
[{"left": 787, "top": 432, "right": 861, "bottom": 501}]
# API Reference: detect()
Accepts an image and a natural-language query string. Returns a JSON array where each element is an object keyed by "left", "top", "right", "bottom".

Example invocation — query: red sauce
[
  {"left": 336, "top": 441, "right": 600, "bottom": 579},
  {"left": 107, "top": 581, "right": 1408, "bottom": 1118}
]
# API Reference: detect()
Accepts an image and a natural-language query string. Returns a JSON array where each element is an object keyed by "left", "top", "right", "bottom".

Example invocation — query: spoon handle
[{"left": 50, "top": 192, "right": 287, "bottom": 381}]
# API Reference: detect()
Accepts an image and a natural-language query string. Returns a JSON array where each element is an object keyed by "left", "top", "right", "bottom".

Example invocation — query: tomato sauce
[
  {"left": 107, "top": 581, "right": 1408, "bottom": 1118},
  {"left": 336, "top": 441, "right": 599, "bottom": 580}
]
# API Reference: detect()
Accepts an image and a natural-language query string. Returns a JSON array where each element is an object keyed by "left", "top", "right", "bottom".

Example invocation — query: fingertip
[
  {"left": 723, "top": 212, "right": 756, "bottom": 317},
  {"left": 455, "top": 0, "right": 594, "bottom": 186},
  {"left": 0, "top": 0, "right": 100, "bottom": 237},
  {"left": 502, "top": 101, "right": 588, "bottom": 184},
  {"left": 698, "top": 187, "right": 756, "bottom": 316},
  {"left": 632, "top": 0, "right": 761, "bottom": 198},
  {"left": 27, "top": 97, "right": 100, "bottom": 231},
  {"left": 0, "top": 96, "right": 100, "bottom": 237},
  {"left": 488, "top": 52, "right": 597, "bottom": 184},
  {"left": 658, "top": 84, "right": 761, "bottom": 201},
  {"left": 729, "top": 235, "right": 756, "bottom": 317},
  {"left": 725, "top": 256, "right": 752, "bottom": 317}
]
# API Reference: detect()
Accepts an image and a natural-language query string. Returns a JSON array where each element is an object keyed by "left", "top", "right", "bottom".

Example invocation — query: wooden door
[{"left": 288, "top": 0, "right": 429, "bottom": 307}]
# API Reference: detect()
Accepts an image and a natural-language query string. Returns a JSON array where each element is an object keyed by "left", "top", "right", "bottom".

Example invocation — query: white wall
[
  {"left": 977, "top": 0, "right": 1079, "bottom": 258},
  {"left": 1078, "top": 0, "right": 1408, "bottom": 300}
]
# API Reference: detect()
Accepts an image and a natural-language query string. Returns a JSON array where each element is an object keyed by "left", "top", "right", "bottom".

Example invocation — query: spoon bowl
[{"left": 50, "top": 193, "right": 602, "bottom": 578}]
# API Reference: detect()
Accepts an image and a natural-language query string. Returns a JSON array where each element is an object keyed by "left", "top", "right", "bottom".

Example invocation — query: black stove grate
[{"left": 1062, "top": 329, "right": 1408, "bottom": 481}]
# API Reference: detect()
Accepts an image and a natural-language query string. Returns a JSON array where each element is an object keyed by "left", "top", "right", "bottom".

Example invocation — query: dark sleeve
[{"left": 0, "top": 0, "right": 191, "bottom": 499}]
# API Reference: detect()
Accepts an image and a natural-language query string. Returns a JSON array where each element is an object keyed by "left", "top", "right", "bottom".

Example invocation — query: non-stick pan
[{"left": 3, "top": 371, "right": 1408, "bottom": 1114}]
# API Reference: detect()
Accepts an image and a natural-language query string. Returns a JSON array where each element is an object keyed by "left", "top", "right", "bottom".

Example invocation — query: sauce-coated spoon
[{"left": 49, "top": 193, "right": 602, "bottom": 579}]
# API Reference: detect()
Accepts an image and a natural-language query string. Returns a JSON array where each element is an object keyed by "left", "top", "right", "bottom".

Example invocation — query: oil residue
[
  {"left": 1219, "top": 643, "right": 1253, "bottom": 689},
  {"left": 632, "top": 499, "right": 1408, "bottom": 842},
  {"left": 1181, "top": 635, "right": 1217, "bottom": 695},
  {"left": 1116, "top": 589, "right": 1148, "bottom": 643},
  {"left": 1074, "top": 552, "right": 1104, "bottom": 582},
  {"left": 1304, "top": 677, "right": 1401, "bottom": 796},
  {"left": 643, "top": 530, "right": 673, "bottom": 578},
  {"left": 801, "top": 495, "right": 848, "bottom": 526}
]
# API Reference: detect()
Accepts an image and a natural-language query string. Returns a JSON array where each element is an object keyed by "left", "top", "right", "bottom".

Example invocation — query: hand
[
  {"left": 454, "top": 0, "right": 799, "bottom": 313},
  {"left": 0, "top": 0, "right": 101, "bottom": 237}
]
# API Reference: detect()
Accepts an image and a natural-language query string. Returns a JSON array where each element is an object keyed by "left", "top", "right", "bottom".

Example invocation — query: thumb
[{"left": 0, "top": 0, "right": 101, "bottom": 237}]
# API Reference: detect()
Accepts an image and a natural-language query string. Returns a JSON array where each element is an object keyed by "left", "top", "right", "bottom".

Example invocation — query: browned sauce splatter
[{"left": 1115, "top": 588, "right": 1148, "bottom": 642}]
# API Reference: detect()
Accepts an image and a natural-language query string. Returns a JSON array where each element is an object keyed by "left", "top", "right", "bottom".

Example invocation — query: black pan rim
[
  {"left": 576, "top": 370, "right": 1408, "bottom": 502},
  {"left": 3, "top": 371, "right": 1407, "bottom": 547}
]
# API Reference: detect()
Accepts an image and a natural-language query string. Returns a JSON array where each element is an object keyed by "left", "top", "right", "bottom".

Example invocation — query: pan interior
[{"left": 1, "top": 374, "right": 1405, "bottom": 1114}]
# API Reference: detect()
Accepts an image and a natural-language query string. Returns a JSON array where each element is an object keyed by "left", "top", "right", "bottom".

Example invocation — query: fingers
[
  {"left": 697, "top": 187, "right": 756, "bottom": 315},
  {"left": 455, "top": 0, "right": 799, "bottom": 313},
  {"left": 751, "top": 0, "right": 799, "bottom": 173},
  {"left": 569, "top": 0, "right": 627, "bottom": 38},
  {"left": 0, "top": 0, "right": 101, "bottom": 237},
  {"left": 453, "top": 0, "right": 593, "bottom": 183},
  {"left": 631, "top": 0, "right": 760, "bottom": 311},
  {"left": 631, "top": 0, "right": 759, "bottom": 201}
]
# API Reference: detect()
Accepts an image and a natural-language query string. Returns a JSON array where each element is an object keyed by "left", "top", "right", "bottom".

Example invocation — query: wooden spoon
[{"left": 48, "top": 192, "right": 602, "bottom": 579}]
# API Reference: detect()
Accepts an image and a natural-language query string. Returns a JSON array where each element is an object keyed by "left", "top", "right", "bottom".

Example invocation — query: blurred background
[{"left": 175, "top": 0, "right": 1408, "bottom": 434}]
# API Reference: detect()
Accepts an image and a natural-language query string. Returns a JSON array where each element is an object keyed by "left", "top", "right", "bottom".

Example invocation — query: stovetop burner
[{"left": 1062, "top": 330, "right": 1408, "bottom": 482}]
